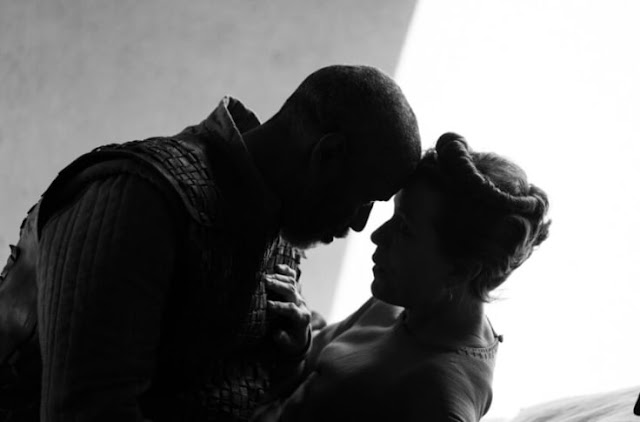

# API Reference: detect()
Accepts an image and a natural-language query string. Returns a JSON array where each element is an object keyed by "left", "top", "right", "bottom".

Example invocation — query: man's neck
[{"left": 242, "top": 118, "right": 307, "bottom": 203}]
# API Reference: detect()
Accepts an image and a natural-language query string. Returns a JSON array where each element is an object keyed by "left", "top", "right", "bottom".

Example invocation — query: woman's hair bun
[{"left": 435, "top": 132, "right": 546, "bottom": 218}]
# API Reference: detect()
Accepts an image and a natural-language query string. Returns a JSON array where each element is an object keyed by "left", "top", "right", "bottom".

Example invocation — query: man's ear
[{"left": 309, "top": 132, "right": 348, "bottom": 182}]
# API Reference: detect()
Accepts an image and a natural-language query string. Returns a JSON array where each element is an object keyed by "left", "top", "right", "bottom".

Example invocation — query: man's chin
[
  {"left": 287, "top": 235, "right": 332, "bottom": 250},
  {"left": 280, "top": 230, "right": 320, "bottom": 250},
  {"left": 318, "top": 227, "right": 350, "bottom": 245},
  {"left": 320, "top": 234, "right": 335, "bottom": 244},
  {"left": 280, "top": 229, "right": 347, "bottom": 250}
]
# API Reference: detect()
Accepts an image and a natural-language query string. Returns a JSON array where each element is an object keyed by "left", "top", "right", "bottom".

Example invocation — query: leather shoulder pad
[{"left": 38, "top": 137, "right": 220, "bottom": 237}]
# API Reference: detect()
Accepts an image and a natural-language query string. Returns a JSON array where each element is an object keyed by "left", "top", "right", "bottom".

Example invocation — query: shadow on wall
[{"left": 0, "top": 0, "right": 418, "bottom": 317}]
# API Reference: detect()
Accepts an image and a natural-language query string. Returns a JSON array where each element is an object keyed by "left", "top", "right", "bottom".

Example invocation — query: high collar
[{"left": 177, "top": 96, "right": 281, "bottom": 235}]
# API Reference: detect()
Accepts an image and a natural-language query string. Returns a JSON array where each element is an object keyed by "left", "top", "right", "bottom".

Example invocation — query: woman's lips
[{"left": 372, "top": 252, "right": 388, "bottom": 276}]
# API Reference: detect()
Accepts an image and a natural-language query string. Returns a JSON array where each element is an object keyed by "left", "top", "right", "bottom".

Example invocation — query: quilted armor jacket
[{"left": 0, "top": 97, "right": 304, "bottom": 422}]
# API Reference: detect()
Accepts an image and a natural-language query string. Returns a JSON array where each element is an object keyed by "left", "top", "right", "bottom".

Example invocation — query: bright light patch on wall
[{"left": 331, "top": 0, "right": 640, "bottom": 419}]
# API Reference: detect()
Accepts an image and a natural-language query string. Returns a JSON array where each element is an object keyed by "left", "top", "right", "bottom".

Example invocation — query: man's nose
[{"left": 349, "top": 202, "right": 374, "bottom": 232}]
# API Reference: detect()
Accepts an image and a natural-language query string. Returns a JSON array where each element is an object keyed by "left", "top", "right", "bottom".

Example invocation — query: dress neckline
[{"left": 397, "top": 310, "right": 501, "bottom": 359}]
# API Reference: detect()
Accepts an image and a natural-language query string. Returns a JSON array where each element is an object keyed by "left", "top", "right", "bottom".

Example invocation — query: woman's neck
[{"left": 402, "top": 297, "right": 491, "bottom": 350}]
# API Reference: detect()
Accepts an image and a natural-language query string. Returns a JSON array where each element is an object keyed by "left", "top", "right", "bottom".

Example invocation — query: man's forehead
[
  {"left": 363, "top": 183, "right": 400, "bottom": 203},
  {"left": 360, "top": 168, "right": 410, "bottom": 201},
  {"left": 366, "top": 157, "right": 416, "bottom": 196}
]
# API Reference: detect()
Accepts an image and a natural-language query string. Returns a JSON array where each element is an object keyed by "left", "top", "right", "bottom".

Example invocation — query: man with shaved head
[
  {"left": 241, "top": 65, "right": 420, "bottom": 247},
  {"left": 0, "top": 65, "right": 421, "bottom": 421}
]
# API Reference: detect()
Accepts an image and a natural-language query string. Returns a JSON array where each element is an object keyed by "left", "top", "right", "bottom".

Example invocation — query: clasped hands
[{"left": 264, "top": 264, "right": 312, "bottom": 359}]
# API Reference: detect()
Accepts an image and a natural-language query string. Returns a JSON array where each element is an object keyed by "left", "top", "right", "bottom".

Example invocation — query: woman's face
[{"left": 370, "top": 181, "right": 453, "bottom": 309}]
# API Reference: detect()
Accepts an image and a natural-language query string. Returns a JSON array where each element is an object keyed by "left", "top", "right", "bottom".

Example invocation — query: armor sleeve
[{"left": 37, "top": 173, "right": 178, "bottom": 422}]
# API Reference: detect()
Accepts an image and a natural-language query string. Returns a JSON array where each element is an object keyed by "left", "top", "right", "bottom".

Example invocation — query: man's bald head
[
  {"left": 278, "top": 65, "right": 421, "bottom": 194},
  {"left": 247, "top": 65, "right": 422, "bottom": 248}
]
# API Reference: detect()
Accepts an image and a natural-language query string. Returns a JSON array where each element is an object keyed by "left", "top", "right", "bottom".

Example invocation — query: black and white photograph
[{"left": 1, "top": 1, "right": 638, "bottom": 421}]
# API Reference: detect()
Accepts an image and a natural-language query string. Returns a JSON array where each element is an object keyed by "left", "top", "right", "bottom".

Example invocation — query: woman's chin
[
  {"left": 372, "top": 280, "right": 406, "bottom": 307},
  {"left": 371, "top": 278, "right": 390, "bottom": 302}
]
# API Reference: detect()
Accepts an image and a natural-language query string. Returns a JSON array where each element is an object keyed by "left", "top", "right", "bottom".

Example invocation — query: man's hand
[{"left": 265, "top": 264, "right": 311, "bottom": 358}]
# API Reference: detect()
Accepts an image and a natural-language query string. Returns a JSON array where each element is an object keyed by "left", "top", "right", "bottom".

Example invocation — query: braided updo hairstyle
[{"left": 416, "top": 132, "right": 551, "bottom": 302}]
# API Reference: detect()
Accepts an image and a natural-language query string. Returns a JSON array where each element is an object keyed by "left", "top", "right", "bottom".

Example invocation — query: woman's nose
[{"left": 370, "top": 220, "right": 389, "bottom": 245}]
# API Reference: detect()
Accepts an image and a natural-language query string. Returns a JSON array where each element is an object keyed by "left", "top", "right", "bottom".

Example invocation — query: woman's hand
[{"left": 265, "top": 264, "right": 312, "bottom": 358}]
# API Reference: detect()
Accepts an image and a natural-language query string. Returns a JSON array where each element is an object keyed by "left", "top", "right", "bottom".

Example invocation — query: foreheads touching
[
  {"left": 274, "top": 65, "right": 422, "bottom": 248},
  {"left": 277, "top": 65, "right": 422, "bottom": 195}
]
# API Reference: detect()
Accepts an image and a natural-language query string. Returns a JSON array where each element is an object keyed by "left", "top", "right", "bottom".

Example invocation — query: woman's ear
[
  {"left": 309, "top": 132, "right": 348, "bottom": 183},
  {"left": 443, "top": 260, "right": 482, "bottom": 303},
  {"left": 448, "top": 260, "right": 482, "bottom": 286},
  {"left": 464, "top": 261, "right": 483, "bottom": 283}
]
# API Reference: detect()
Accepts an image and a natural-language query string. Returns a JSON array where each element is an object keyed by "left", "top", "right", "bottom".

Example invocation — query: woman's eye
[
  {"left": 396, "top": 219, "right": 410, "bottom": 235},
  {"left": 389, "top": 215, "right": 410, "bottom": 236}
]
